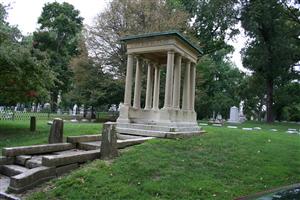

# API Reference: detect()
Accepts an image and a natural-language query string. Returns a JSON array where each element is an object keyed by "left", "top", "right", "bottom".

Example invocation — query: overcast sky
[{"left": 1, "top": 0, "right": 246, "bottom": 70}]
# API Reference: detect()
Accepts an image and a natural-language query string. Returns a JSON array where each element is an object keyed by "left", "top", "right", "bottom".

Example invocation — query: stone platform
[{"left": 116, "top": 122, "right": 204, "bottom": 138}]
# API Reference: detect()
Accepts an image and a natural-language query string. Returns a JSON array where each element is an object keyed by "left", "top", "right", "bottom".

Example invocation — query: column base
[{"left": 116, "top": 107, "right": 202, "bottom": 139}]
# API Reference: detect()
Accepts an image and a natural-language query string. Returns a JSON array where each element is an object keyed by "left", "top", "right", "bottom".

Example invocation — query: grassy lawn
[
  {"left": 0, "top": 120, "right": 101, "bottom": 151},
  {"left": 23, "top": 121, "right": 300, "bottom": 200}
]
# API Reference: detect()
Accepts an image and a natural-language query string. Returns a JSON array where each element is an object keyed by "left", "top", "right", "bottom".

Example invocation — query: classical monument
[{"left": 116, "top": 31, "right": 204, "bottom": 138}]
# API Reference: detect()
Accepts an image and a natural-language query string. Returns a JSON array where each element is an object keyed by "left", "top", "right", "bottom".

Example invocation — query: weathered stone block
[
  {"left": 42, "top": 150, "right": 100, "bottom": 167},
  {"left": 2, "top": 143, "right": 75, "bottom": 157},
  {"left": 100, "top": 122, "right": 118, "bottom": 159},
  {"left": 0, "top": 156, "right": 14, "bottom": 166},
  {"left": 67, "top": 134, "right": 102, "bottom": 144},
  {"left": 78, "top": 141, "right": 101, "bottom": 150},
  {"left": 9, "top": 166, "right": 55, "bottom": 193},
  {"left": 56, "top": 163, "right": 78, "bottom": 176},
  {"left": 15, "top": 155, "right": 32, "bottom": 166},
  {"left": 49, "top": 118, "right": 64, "bottom": 143},
  {"left": 0, "top": 165, "right": 28, "bottom": 177},
  {"left": 25, "top": 156, "right": 43, "bottom": 169},
  {"left": 117, "top": 137, "right": 154, "bottom": 149}
]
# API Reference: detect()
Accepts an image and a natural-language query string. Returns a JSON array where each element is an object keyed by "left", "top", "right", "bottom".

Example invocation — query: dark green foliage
[
  {"left": 33, "top": 2, "right": 83, "bottom": 110},
  {"left": 241, "top": 0, "right": 300, "bottom": 122},
  {"left": 173, "top": 0, "right": 240, "bottom": 55},
  {"left": 0, "top": 3, "right": 54, "bottom": 104},
  {"left": 196, "top": 52, "right": 243, "bottom": 119},
  {"left": 239, "top": 74, "right": 266, "bottom": 120}
]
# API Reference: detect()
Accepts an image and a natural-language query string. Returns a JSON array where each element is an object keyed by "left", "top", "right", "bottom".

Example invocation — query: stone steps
[
  {"left": 0, "top": 130, "right": 156, "bottom": 194},
  {"left": 117, "top": 123, "right": 200, "bottom": 132},
  {"left": 116, "top": 127, "right": 204, "bottom": 138}
]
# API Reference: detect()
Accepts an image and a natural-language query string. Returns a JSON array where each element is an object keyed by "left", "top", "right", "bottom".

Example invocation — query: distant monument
[
  {"left": 116, "top": 31, "right": 203, "bottom": 138},
  {"left": 228, "top": 106, "right": 240, "bottom": 123},
  {"left": 239, "top": 101, "right": 246, "bottom": 122},
  {"left": 72, "top": 104, "right": 78, "bottom": 116}
]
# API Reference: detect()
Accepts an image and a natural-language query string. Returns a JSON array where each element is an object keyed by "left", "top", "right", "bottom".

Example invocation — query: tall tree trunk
[{"left": 266, "top": 79, "right": 274, "bottom": 123}]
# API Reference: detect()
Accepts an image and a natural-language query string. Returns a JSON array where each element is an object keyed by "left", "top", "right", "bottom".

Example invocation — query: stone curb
[
  {"left": 9, "top": 166, "right": 55, "bottom": 193},
  {"left": 3, "top": 143, "right": 75, "bottom": 157},
  {"left": 42, "top": 150, "right": 100, "bottom": 167}
]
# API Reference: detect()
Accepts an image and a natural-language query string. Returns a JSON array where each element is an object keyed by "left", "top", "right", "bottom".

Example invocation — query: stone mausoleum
[{"left": 116, "top": 31, "right": 203, "bottom": 138}]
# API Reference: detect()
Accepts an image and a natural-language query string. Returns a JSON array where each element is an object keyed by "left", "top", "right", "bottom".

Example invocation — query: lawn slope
[{"left": 29, "top": 123, "right": 300, "bottom": 200}]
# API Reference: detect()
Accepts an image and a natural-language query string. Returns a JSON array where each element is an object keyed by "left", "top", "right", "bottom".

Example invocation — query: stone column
[
  {"left": 133, "top": 57, "right": 142, "bottom": 109},
  {"left": 124, "top": 54, "right": 134, "bottom": 106},
  {"left": 152, "top": 65, "right": 160, "bottom": 110},
  {"left": 190, "top": 63, "right": 196, "bottom": 111},
  {"left": 145, "top": 62, "right": 154, "bottom": 110},
  {"left": 182, "top": 60, "right": 191, "bottom": 110},
  {"left": 163, "top": 50, "right": 175, "bottom": 109},
  {"left": 172, "top": 54, "right": 182, "bottom": 109}
]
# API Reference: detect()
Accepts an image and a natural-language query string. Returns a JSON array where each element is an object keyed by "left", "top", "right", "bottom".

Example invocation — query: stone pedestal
[{"left": 100, "top": 122, "right": 118, "bottom": 159}]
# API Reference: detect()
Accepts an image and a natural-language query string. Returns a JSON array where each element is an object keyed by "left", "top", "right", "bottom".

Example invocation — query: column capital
[{"left": 167, "top": 50, "right": 175, "bottom": 54}]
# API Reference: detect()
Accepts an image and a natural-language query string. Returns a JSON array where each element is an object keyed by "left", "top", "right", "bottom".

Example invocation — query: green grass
[
  {"left": 25, "top": 121, "right": 300, "bottom": 200},
  {"left": 0, "top": 120, "right": 101, "bottom": 150}
]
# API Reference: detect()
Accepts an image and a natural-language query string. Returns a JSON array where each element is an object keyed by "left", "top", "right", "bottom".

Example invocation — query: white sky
[{"left": 1, "top": 0, "right": 246, "bottom": 70}]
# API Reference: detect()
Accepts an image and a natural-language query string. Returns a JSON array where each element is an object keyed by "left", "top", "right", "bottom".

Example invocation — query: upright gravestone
[
  {"left": 49, "top": 118, "right": 64, "bottom": 143},
  {"left": 228, "top": 106, "right": 240, "bottom": 123}
]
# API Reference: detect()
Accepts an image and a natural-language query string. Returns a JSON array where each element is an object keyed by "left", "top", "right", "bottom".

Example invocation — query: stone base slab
[
  {"left": 0, "top": 165, "right": 28, "bottom": 177},
  {"left": 8, "top": 166, "right": 55, "bottom": 193},
  {"left": 42, "top": 150, "right": 100, "bottom": 167},
  {"left": 67, "top": 135, "right": 102, "bottom": 144},
  {"left": 3, "top": 143, "right": 75, "bottom": 157},
  {"left": 116, "top": 126, "right": 204, "bottom": 139},
  {"left": 117, "top": 122, "right": 200, "bottom": 132}
]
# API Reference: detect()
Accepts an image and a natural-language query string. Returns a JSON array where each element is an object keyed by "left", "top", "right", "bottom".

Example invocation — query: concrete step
[{"left": 0, "top": 165, "right": 28, "bottom": 177}]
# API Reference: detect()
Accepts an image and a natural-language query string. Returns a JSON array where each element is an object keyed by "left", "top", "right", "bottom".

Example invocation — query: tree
[
  {"left": 196, "top": 51, "right": 243, "bottom": 119},
  {"left": 172, "top": 0, "right": 240, "bottom": 56},
  {"left": 0, "top": 3, "right": 54, "bottom": 105},
  {"left": 64, "top": 39, "right": 124, "bottom": 110},
  {"left": 33, "top": 2, "right": 83, "bottom": 111},
  {"left": 86, "top": 0, "right": 189, "bottom": 79},
  {"left": 241, "top": 0, "right": 300, "bottom": 122},
  {"left": 239, "top": 74, "right": 266, "bottom": 121}
]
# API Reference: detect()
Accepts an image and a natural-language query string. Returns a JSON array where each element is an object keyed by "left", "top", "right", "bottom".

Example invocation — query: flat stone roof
[{"left": 120, "top": 31, "right": 203, "bottom": 55}]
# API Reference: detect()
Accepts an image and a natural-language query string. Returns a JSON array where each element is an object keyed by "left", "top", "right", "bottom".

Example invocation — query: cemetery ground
[{"left": 0, "top": 121, "right": 299, "bottom": 199}]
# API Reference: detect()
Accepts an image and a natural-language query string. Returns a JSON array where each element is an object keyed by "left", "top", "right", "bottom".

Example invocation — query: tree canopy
[
  {"left": 33, "top": 2, "right": 84, "bottom": 110},
  {"left": 0, "top": 3, "right": 54, "bottom": 105}
]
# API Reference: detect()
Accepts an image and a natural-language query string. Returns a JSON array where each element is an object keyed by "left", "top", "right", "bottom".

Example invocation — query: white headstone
[{"left": 228, "top": 106, "right": 240, "bottom": 123}]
